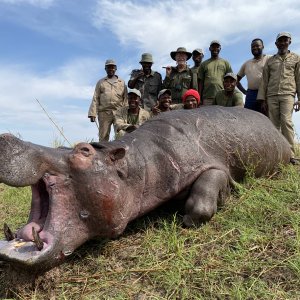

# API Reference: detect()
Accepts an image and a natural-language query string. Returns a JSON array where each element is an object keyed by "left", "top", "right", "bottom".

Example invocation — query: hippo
[{"left": 0, "top": 107, "right": 291, "bottom": 270}]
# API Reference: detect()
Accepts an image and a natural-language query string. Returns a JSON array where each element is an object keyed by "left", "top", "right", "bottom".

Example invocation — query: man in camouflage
[
  {"left": 257, "top": 32, "right": 300, "bottom": 164},
  {"left": 88, "top": 59, "right": 127, "bottom": 141},
  {"left": 128, "top": 53, "right": 162, "bottom": 112},
  {"left": 190, "top": 48, "right": 204, "bottom": 91},
  {"left": 114, "top": 89, "right": 151, "bottom": 138},
  {"left": 163, "top": 47, "right": 197, "bottom": 104}
]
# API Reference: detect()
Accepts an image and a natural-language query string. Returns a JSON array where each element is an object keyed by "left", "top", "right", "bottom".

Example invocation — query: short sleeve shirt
[
  {"left": 213, "top": 89, "right": 244, "bottom": 107},
  {"left": 237, "top": 55, "right": 270, "bottom": 90},
  {"left": 199, "top": 58, "right": 232, "bottom": 99}
]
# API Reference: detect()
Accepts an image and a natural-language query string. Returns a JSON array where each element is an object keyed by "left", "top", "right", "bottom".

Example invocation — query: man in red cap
[{"left": 182, "top": 89, "right": 200, "bottom": 109}]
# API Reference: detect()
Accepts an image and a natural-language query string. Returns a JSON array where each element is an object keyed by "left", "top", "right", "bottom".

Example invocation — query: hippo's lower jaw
[{"left": 0, "top": 174, "right": 89, "bottom": 270}]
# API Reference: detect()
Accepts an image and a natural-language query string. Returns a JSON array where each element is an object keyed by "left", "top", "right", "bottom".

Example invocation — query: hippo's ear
[{"left": 109, "top": 148, "right": 126, "bottom": 161}]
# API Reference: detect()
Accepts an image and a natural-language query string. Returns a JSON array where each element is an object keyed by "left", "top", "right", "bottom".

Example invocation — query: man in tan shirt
[
  {"left": 257, "top": 32, "right": 300, "bottom": 164},
  {"left": 88, "top": 59, "right": 127, "bottom": 141},
  {"left": 237, "top": 38, "right": 269, "bottom": 114}
]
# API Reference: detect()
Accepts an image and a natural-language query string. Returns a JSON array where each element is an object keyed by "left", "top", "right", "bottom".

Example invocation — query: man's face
[
  {"left": 275, "top": 36, "right": 291, "bottom": 55},
  {"left": 175, "top": 52, "right": 188, "bottom": 65},
  {"left": 141, "top": 62, "right": 152, "bottom": 72},
  {"left": 128, "top": 94, "right": 140, "bottom": 109},
  {"left": 184, "top": 96, "right": 198, "bottom": 109},
  {"left": 105, "top": 65, "right": 117, "bottom": 77},
  {"left": 209, "top": 44, "right": 221, "bottom": 57},
  {"left": 251, "top": 40, "right": 264, "bottom": 57},
  {"left": 223, "top": 77, "right": 236, "bottom": 92},
  {"left": 192, "top": 53, "right": 203, "bottom": 64},
  {"left": 159, "top": 93, "right": 172, "bottom": 108}
]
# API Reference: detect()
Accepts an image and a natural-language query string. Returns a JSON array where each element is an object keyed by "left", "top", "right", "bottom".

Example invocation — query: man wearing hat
[
  {"left": 199, "top": 40, "right": 232, "bottom": 105},
  {"left": 88, "top": 59, "right": 127, "bottom": 141},
  {"left": 128, "top": 53, "right": 162, "bottom": 112},
  {"left": 114, "top": 89, "right": 151, "bottom": 138},
  {"left": 163, "top": 47, "right": 197, "bottom": 104},
  {"left": 213, "top": 73, "right": 244, "bottom": 107},
  {"left": 257, "top": 32, "right": 300, "bottom": 165},
  {"left": 190, "top": 48, "right": 204, "bottom": 93}
]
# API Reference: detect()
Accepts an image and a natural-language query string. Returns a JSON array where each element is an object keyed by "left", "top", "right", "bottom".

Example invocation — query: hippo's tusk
[
  {"left": 4, "top": 223, "right": 15, "bottom": 241},
  {"left": 32, "top": 227, "right": 44, "bottom": 251}
]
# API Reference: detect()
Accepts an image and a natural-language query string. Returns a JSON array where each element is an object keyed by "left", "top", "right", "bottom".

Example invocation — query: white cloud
[{"left": 93, "top": 0, "right": 300, "bottom": 64}]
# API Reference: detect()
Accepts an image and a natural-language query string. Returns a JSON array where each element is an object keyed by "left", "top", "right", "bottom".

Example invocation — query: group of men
[{"left": 88, "top": 31, "right": 300, "bottom": 165}]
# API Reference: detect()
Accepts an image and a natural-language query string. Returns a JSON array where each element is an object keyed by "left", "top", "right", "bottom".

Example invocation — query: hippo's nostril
[
  {"left": 63, "top": 249, "right": 73, "bottom": 256},
  {"left": 79, "top": 210, "right": 90, "bottom": 219}
]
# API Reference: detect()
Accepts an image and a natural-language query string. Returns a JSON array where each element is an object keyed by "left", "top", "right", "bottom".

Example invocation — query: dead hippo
[{"left": 0, "top": 107, "right": 291, "bottom": 270}]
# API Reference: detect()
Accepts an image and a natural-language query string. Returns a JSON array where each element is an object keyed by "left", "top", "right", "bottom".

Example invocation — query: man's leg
[
  {"left": 279, "top": 95, "right": 295, "bottom": 157},
  {"left": 98, "top": 111, "right": 114, "bottom": 141},
  {"left": 267, "top": 96, "right": 280, "bottom": 130}
]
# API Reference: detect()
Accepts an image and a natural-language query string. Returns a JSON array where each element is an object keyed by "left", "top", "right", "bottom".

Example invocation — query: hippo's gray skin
[{"left": 0, "top": 107, "right": 291, "bottom": 270}]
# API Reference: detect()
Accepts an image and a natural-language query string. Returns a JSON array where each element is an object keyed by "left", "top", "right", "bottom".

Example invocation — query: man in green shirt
[
  {"left": 190, "top": 48, "right": 204, "bottom": 92},
  {"left": 257, "top": 32, "right": 300, "bottom": 164},
  {"left": 199, "top": 40, "right": 232, "bottom": 105},
  {"left": 213, "top": 73, "right": 244, "bottom": 107}
]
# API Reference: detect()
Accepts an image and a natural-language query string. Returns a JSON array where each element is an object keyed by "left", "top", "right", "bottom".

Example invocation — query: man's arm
[
  {"left": 88, "top": 81, "right": 100, "bottom": 122},
  {"left": 113, "top": 108, "right": 130, "bottom": 132},
  {"left": 128, "top": 70, "right": 143, "bottom": 89},
  {"left": 237, "top": 75, "right": 247, "bottom": 95}
]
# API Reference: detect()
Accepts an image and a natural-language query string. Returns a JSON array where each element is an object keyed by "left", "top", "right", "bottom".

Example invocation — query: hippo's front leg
[{"left": 183, "top": 169, "right": 230, "bottom": 226}]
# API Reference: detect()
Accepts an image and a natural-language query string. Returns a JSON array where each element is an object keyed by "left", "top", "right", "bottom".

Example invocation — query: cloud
[
  {"left": 0, "top": 58, "right": 102, "bottom": 146},
  {"left": 93, "top": 0, "right": 300, "bottom": 64}
]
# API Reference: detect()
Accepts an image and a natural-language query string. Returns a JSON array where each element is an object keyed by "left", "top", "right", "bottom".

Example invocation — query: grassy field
[{"left": 0, "top": 165, "right": 300, "bottom": 299}]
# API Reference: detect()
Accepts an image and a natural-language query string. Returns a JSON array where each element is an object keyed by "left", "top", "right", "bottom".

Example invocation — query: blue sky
[{"left": 1, "top": 0, "right": 300, "bottom": 146}]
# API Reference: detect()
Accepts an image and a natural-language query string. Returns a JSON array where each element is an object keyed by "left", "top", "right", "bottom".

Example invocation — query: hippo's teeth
[
  {"left": 4, "top": 223, "right": 15, "bottom": 241},
  {"left": 32, "top": 227, "right": 44, "bottom": 251}
]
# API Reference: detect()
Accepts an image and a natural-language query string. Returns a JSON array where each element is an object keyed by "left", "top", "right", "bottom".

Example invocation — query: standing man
[
  {"left": 114, "top": 89, "right": 151, "bottom": 138},
  {"left": 88, "top": 59, "right": 127, "bottom": 141},
  {"left": 257, "top": 32, "right": 300, "bottom": 164},
  {"left": 198, "top": 40, "right": 232, "bottom": 105},
  {"left": 128, "top": 53, "right": 162, "bottom": 112},
  {"left": 213, "top": 73, "right": 244, "bottom": 107},
  {"left": 163, "top": 47, "right": 197, "bottom": 104},
  {"left": 237, "top": 38, "right": 269, "bottom": 113},
  {"left": 190, "top": 48, "right": 204, "bottom": 92}
]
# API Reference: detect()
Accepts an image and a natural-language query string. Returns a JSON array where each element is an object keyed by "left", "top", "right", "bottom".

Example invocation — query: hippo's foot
[{"left": 183, "top": 169, "right": 230, "bottom": 227}]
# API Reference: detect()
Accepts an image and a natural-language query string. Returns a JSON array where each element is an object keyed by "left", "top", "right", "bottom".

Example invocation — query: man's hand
[
  {"left": 294, "top": 101, "right": 300, "bottom": 112},
  {"left": 89, "top": 116, "right": 96, "bottom": 122},
  {"left": 151, "top": 103, "right": 161, "bottom": 115}
]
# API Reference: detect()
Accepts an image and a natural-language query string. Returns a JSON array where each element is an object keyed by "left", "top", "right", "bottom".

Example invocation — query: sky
[{"left": 1, "top": 0, "right": 300, "bottom": 146}]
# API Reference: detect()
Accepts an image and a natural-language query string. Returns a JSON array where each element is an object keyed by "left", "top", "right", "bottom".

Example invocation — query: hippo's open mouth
[{"left": 0, "top": 172, "right": 69, "bottom": 269}]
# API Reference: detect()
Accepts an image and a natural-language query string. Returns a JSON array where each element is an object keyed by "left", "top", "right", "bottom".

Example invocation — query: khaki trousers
[
  {"left": 97, "top": 111, "right": 115, "bottom": 141},
  {"left": 267, "top": 95, "right": 295, "bottom": 157},
  {"left": 202, "top": 98, "right": 214, "bottom": 106}
]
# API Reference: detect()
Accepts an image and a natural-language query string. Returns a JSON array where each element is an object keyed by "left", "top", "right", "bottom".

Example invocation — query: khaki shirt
[
  {"left": 114, "top": 106, "right": 151, "bottom": 134},
  {"left": 88, "top": 76, "right": 127, "bottom": 116},
  {"left": 163, "top": 67, "right": 196, "bottom": 104},
  {"left": 237, "top": 55, "right": 270, "bottom": 90},
  {"left": 213, "top": 89, "right": 244, "bottom": 107},
  {"left": 129, "top": 70, "right": 162, "bottom": 111},
  {"left": 199, "top": 58, "right": 232, "bottom": 99},
  {"left": 257, "top": 51, "right": 300, "bottom": 100}
]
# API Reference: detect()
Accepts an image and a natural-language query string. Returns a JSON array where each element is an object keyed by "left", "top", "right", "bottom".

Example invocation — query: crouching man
[{"left": 114, "top": 89, "right": 151, "bottom": 138}]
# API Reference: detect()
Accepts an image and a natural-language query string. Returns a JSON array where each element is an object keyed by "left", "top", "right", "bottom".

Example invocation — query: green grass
[{"left": 0, "top": 165, "right": 300, "bottom": 299}]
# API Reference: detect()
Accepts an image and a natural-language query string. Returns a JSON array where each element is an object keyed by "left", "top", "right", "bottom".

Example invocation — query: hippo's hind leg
[{"left": 183, "top": 169, "right": 230, "bottom": 227}]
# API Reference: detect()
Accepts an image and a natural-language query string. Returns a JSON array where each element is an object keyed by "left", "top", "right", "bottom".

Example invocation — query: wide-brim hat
[
  {"left": 170, "top": 47, "right": 192, "bottom": 61},
  {"left": 139, "top": 53, "right": 154, "bottom": 64}
]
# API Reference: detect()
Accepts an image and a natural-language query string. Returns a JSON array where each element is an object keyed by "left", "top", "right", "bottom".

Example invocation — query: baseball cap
[
  {"left": 210, "top": 40, "right": 221, "bottom": 46},
  {"left": 192, "top": 48, "right": 204, "bottom": 55},
  {"left": 105, "top": 59, "right": 116, "bottom": 66},
  {"left": 158, "top": 89, "right": 171, "bottom": 99},
  {"left": 276, "top": 32, "right": 292, "bottom": 41},
  {"left": 224, "top": 72, "right": 237, "bottom": 81},
  {"left": 128, "top": 88, "right": 141, "bottom": 98}
]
